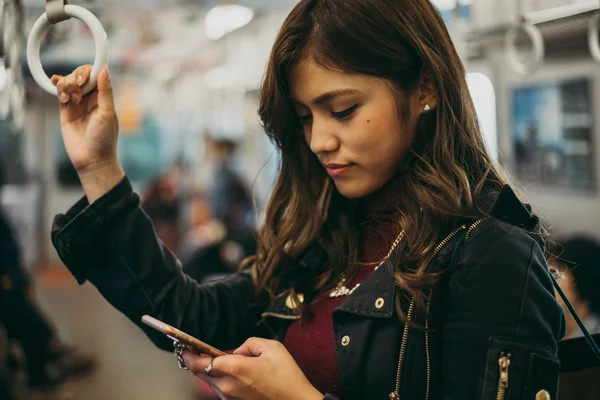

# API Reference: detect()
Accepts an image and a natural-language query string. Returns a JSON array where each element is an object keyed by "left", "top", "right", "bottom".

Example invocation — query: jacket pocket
[{"left": 480, "top": 337, "right": 559, "bottom": 400}]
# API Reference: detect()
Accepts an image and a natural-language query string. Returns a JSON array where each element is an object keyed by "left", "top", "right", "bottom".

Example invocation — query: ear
[{"left": 413, "top": 71, "right": 438, "bottom": 116}]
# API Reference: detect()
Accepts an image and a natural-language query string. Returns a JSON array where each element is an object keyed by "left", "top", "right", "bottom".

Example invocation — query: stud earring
[{"left": 424, "top": 104, "right": 431, "bottom": 112}]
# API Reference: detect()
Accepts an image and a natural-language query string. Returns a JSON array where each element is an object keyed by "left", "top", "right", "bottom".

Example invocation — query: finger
[
  {"left": 55, "top": 73, "right": 80, "bottom": 104},
  {"left": 73, "top": 64, "right": 92, "bottom": 87},
  {"left": 97, "top": 67, "right": 115, "bottom": 112},
  {"left": 182, "top": 352, "right": 223, "bottom": 377},
  {"left": 233, "top": 337, "right": 276, "bottom": 357},
  {"left": 51, "top": 75, "right": 63, "bottom": 86},
  {"left": 183, "top": 351, "right": 251, "bottom": 378},
  {"left": 65, "top": 74, "right": 83, "bottom": 104},
  {"left": 64, "top": 73, "right": 83, "bottom": 104}
]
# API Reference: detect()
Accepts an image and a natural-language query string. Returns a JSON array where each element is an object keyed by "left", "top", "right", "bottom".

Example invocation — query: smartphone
[{"left": 141, "top": 315, "right": 226, "bottom": 357}]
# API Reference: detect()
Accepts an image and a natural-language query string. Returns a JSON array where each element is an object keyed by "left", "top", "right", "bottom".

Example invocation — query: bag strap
[{"left": 550, "top": 273, "right": 600, "bottom": 361}]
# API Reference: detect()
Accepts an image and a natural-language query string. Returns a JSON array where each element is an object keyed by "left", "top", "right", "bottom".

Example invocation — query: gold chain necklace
[{"left": 329, "top": 230, "right": 404, "bottom": 298}]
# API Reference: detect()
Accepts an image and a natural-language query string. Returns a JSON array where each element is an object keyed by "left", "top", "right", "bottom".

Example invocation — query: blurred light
[
  {"left": 467, "top": 72, "right": 498, "bottom": 161},
  {"left": 205, "top": 5, "right": 254, "bottom": 41},
  {"left": 432, "top": 0, "right": 457, "bottom": 11},
  {"left": 0, "top": 62, "right": 7, "bottom": 92}
]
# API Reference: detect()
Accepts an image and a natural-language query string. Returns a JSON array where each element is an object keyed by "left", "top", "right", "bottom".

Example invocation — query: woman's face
[{"left": 289, "top": 58, "right": 429, "bottom": 199}]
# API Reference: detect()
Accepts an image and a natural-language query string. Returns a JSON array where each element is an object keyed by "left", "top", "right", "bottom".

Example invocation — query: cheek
[{"left": 356, "top": 110, "right": 409, "bottom": 158}]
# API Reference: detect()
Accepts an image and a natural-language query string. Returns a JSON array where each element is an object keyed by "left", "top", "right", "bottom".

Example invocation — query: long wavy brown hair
[{"left": 245, "top": 0, "right": 508, "bottom": 319}]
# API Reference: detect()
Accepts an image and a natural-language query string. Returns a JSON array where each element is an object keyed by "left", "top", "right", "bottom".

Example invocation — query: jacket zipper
[
  {"left": 496, "top": 352, "right": 511, "bottom": 400},
  {"left": 465, "top": 218, "right": 484, "bottom": 240},
  {"left": 424, "top": 289, "right": 433, "bottom": 400},
  {"left": 432, "top": 224, "right": 466, "bottom": 258},
  {"left": 390, "top": 219, "right": 483, "bottom": 399},
  {"left": 389, "top": 298, "right": 415, "bottom": 400}
]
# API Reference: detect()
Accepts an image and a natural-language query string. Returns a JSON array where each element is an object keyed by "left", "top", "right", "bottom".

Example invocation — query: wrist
[{"left": 77, "top": 159, "right": 125, "bottom": 204}]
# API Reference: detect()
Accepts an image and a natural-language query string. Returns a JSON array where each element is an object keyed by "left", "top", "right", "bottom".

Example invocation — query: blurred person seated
[
  {"left": 141, "top": 161, "right": 186, "bottom": 253},
  {"left": 0, "top": 161, "right": 96, "bottom": 391},
  {"left": 181, "top": 191, "right": 256, "bottom": 283},
  {"left": 180, "top": 136, "right": 257, "bottom": 283},
  {"left": 204, "top": 135, "right": 256, "bottom": 238},
  {"left": 182, "top": 192, "right": 227, "bottom": 252},
  {"left": 550, "top": 236, "right": 600, "bottom": 339}
]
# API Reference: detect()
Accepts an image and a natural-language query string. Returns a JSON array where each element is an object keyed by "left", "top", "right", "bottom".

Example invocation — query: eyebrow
[{"left": 293, "top": 89, "right": 361, "bottom": 107}]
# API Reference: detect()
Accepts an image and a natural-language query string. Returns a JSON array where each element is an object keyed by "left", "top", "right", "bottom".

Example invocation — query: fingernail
[
  {"left": 77, "top": 75, "right": 83, "bottom": 86},
  {"left": 59, "top": 92, "right": 69, "bottom": 103},
  {"left": 71, "top": 93, "right": 81, "bottom": 104}
]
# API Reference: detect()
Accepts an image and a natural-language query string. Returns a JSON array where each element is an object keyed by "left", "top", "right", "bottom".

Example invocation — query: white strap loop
[
  {"left": 27, "top": 4, "right": 108, "bottom": 96},
  {"left": 505, "top": 21, "right": 545, "bottom": 75},
  {"left": 46, "top": 0, "right": 70, "bottom": 25},
  {"left": 588, "top": 12, "right": 600, "bottom": 64}
]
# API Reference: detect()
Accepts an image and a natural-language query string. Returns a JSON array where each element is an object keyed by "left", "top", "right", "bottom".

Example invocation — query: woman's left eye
[{"left": 332, "top": 104, "right": 359, "bottom": 120}]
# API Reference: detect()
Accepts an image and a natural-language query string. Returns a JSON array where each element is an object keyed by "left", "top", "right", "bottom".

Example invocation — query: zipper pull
[{"left": 496, "top": 352, "right": 511, "bottom": 400}]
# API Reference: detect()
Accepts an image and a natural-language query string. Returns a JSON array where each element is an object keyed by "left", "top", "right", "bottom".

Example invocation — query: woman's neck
[
  {"left": 357, "top": 178, "right": 404, "bottom": 264},
  {"left": 361, "top": 178, "right": 403, "bottom": 217}
]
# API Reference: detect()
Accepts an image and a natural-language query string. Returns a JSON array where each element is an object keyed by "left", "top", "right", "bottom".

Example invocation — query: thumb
[
  {"left": 97, "top": 67, "right": 115, "bottom": 112},
  {"left": 233, "top": 337, "right": 273, "bottom": 357}
]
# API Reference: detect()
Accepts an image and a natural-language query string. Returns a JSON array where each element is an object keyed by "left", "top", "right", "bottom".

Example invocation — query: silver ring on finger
[{"left": 205, "top": 357, "right": 215, "bottom": 376}]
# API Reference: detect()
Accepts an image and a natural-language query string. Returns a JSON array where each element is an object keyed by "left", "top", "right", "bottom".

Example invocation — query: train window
[{"left": 467, "top": 72, "right": 498, "bottom": 161}]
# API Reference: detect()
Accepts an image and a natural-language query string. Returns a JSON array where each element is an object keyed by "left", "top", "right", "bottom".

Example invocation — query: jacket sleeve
[
  {"left": 442, "top": 224, "right": 565, "bottom": 400},
  {"left": 51, "top": 177, "right": 268, "bottom": 352}
]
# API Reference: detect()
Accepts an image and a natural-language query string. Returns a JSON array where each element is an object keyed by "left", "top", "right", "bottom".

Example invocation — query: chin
[{"left": 333, "top": 180, "right": 377, "bottom": 199}]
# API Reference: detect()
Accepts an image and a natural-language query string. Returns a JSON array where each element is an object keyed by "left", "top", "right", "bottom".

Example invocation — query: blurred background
[{"left": 1, "top": 0, "right": 600, "bottom": 399}]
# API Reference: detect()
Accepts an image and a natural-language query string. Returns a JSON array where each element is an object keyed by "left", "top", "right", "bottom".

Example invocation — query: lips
[
  {"left": 324, "top": 163, "right": 352, "bottom": 170},
  {"left": 324, "top": 163, "right": 354, "bottom": 178}
]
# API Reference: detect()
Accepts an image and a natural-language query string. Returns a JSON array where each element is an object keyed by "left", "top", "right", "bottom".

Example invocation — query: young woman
[{"left": 50, "top": 0, "right": 564, "bottom": 399}]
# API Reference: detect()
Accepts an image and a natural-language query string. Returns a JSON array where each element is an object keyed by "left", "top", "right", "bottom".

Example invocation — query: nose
[{"left": 306, "top": 117, "right": 340, "bottom": 155}]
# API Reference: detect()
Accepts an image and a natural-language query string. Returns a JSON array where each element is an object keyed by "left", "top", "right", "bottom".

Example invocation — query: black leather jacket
[{"left": 51, "top": 178, "right": 565, "bottom": 400}]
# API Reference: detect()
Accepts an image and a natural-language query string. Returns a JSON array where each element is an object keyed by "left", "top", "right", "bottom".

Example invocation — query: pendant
[
  {"left": 389, "top": 391, "right": 399, "bottom": 399},
  {"left": 329, "top": 283, "right": 360, "bottom": 298}
]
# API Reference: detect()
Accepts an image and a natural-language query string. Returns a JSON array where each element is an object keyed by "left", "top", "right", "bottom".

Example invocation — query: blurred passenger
[
  {"left": 51, "top": 0, "right": 566, "bottom": 398},
  {"left": 204, "top": 135, "right": 256, "bottom": 238},
  {"left": 0, "top": 160, "right": 96, "bottom": 390},
  {"left": 550, "top": 236, "right": 600, "bottom": 338},
  {"left": 180, "top": 192, "right": 228, "bottom": 281},
  {"left": 179, "top": 137, "right": 257, "bottom": 282},
  {"left": 141, "top": 161, "right": 185, "bottom": 253}
]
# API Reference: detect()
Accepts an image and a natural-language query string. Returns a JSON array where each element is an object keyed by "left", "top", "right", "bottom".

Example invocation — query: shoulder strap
[{"left": 550, "top": 274, "right": 600, "bottom": 361}]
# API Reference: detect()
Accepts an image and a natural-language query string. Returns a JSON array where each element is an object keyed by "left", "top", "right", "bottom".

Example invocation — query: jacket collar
[
  {"left": 335, "top": 251, "right": 400, "bottom": 318},
  {"left": 489, "top": 185, "right": 543, "bottom": 248}
]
